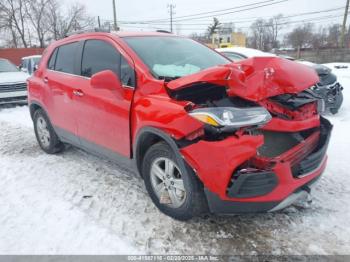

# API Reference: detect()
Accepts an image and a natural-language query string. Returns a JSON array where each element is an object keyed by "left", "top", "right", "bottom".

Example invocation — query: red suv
[{"left": 28, "top": 31, "right": 332, "bottom": 220}]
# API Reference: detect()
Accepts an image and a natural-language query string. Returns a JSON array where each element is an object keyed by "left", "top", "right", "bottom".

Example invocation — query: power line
[
  {"left": 118, "top": 6, "right": 345, "bottom": 26},
  {"left": 165, "top": 0, "right": 290, "bottom": 22},
  {"left": 119, "top": 12, "right": 345, "bottom": 31},
  {"left": 118, "top": 0, "right": 284, "bottom": 23},
  {"left": 152, "top": 0, "right": 274, "bottom": 22}
]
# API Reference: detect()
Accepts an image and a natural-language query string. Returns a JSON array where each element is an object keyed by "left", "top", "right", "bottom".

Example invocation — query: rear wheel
[
  {"left": 142, "top": 142, "right": 207, "bottom": 220},
  {"left": 33, "top": 109, "right": 64, "bottom": 154}
]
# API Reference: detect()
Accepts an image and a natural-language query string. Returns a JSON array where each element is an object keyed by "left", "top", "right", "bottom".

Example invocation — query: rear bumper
[{"left": 181, "top": 117, "right": 332, "bottom": 214}]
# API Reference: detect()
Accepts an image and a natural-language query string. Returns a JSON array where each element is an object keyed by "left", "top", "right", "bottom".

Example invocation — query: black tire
[
  {"left": 142, "top": 141, "right": 208, "bottom": 220},
  {"left": 33, "top": 108, "right": 64, "bottom": 154}
]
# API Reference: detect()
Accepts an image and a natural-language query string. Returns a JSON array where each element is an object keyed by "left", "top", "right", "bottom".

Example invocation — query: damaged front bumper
[{"left": 180, "top": 117, "right": 332, "bottom": 214}]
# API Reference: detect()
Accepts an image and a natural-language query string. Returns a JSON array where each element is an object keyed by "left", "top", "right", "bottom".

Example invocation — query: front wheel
[{"left": 142, "top": 142, "right": 207, "bottom": 220}]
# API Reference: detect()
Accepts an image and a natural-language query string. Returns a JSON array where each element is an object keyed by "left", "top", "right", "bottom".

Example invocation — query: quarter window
[
  {"left": 48, "top": 48, "right": 58, "bottom": 70},
  {"left": 120, "top": 56, "right": 135, "bottom": 87},
  {"left": 54, "top": 42, "right": 79, "bottom": 74}
]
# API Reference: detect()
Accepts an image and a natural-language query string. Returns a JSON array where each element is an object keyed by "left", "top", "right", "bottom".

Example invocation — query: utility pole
[
  {"left": 341, "top": 0, "right": 350, "bottom": 48},
  {"left": 167, "top": 4, "right": 176, "bottom": 33},
  {"left": 97, "top": 16, "right": 101, "bottom": 29},
  {"left": 112, "top": 0, "right": 118, "bottom": 31}
]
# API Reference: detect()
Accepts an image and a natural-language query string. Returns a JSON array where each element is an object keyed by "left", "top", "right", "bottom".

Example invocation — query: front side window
[
  {"left": 81, "top": 40, "right": 121, "bottom": 78},
  {"left": 123, "top": 36, "right": 230, "bottom": 79},
  {"left": 55, "top": 42, "right": 79, "bottom": 74},
  {"left": 222, "top": 52, "right": 246, "bottom": 62}
]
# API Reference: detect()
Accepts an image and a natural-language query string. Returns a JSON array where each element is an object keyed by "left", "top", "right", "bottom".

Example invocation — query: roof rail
[
  {"left": 156, "top": 30, "right": 172, "bottom": 34},
  {"left": 65, "top": 28, "right": 110, "bottom": 37}
]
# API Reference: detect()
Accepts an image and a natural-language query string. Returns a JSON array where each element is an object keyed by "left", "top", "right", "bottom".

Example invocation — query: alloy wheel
[
  {"left": 36, "top": 116, "right": 51, "bottom": 148},
  {"left": 150, "top": 157, "right": 186, "bottom": 208}
]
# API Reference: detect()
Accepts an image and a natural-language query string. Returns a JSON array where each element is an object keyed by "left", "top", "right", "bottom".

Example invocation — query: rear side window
[
  {"left": 222, "top": 52, "right": 246, "bottom": 62},
  {"left": 48, "top": 48, "right": 58, "bottom": 70},
  {"left": 81, "top": 40, "right": 121, "bottom": 78},
  {"left": 55, "top": 42, "right": 79, "bottom": 74}
]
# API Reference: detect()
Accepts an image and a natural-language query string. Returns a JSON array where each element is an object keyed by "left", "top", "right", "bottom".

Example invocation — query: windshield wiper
[{"left": 157, "top": 75, "right": 180, "bottom": 81}]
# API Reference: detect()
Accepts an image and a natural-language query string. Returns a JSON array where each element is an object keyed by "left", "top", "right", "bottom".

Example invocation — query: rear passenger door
[
  {"left": 44, "top": 42, "right": 81, "bottom": 144},
  {"left": 73, "top": 38, "right": 136, "bottom": 158}
]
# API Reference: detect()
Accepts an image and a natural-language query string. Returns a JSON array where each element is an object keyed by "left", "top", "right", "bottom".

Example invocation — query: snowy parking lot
[{"left": 1, "top": 65, "right": 350, "bottom": 255}]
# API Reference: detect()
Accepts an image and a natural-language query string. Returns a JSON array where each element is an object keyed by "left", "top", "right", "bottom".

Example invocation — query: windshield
[
  {"left": 33, "top": 57, "right": 41, "bottom": 65},
  {"left": 0, "top": 59, "right": 19, "bottom": 72},
  {"left": 123, "top": 36, "right": 230, "bottom": 79}
]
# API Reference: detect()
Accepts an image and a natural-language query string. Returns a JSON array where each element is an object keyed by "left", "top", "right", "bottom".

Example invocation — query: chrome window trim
[{"left": 46, "top": 69, "right": 135, "bottom": 90}]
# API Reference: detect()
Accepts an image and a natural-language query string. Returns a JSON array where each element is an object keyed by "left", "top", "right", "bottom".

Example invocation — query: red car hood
[{"left": 166, "top": 57, "right": 319, "bottom": 101}]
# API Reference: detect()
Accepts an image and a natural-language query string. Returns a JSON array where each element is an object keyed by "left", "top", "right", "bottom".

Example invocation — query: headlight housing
[{"left": 189, "top": 107, "right": 272, "bottom": 128}]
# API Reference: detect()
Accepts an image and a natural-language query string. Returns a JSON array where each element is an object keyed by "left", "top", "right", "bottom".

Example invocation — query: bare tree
[
  {"left": 249, "top": 19, "right": 271, "bottom": 51},
  {"left": 286, "top": 23, "right": 314, "bottom": 57},
  {"left": 207, "top": 17, "right": 221, "bottom": 39},
  {"left": 46, "top": 0, "right": 94, "bottom": 40},
  {"left": 0, "top": 0, "right": 30, "bottom": 47},
  {"left": 310, "top": 26, "right": 327, "bottom": 50},
  {"left": 267, "top": 14, "right": 284, "bottom": 48},
  {"left": 327, "top": 24, "right": 342, "bottom": 48},
  {"left": 25, "top": 0, "right": 51, "bottom": 47}
]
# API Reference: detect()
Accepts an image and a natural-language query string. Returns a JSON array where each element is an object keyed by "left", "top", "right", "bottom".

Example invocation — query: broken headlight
[{"left": 189, "top": 107, "right": 272, "bottom": 128}]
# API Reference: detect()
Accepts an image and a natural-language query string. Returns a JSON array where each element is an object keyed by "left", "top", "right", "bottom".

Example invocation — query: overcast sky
[{"left": 74, "top": 0, "right": 349, "bottom": 35}]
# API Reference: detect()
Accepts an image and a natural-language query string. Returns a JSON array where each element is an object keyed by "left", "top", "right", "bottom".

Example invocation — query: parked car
[
  {"left": 0, "top": 58, "right": 29, "bottom": 105},
  {"left": 28, "top": 32, "right": 332, "bottom": 220},
  {"left": 217, "top": 47, "right": 343, "bottom": 114},
  {"left": 19, "top": 55, "right": 42, "bottom": 75}
]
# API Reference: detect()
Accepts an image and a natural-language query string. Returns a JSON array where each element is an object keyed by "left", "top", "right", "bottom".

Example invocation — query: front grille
[
  {"left": 0, "top": 82, "right": 27, "bottom": 93},
  {"left": 258, "top": 131, "right": 303, "bottom": 158},
  {"left": 291, "top": 117, "right": 332, "bottom": 178}
]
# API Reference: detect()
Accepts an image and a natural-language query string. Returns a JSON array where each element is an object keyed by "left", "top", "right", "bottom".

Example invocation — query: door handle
[
  {"left": 73, "top": 89, "right": 84, "bottom": 97},
  {"left": 43, "top": 77, "right": 48, "bottom": 83}
]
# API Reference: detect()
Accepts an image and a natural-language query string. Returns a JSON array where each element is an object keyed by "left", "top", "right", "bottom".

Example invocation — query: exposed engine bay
[{"left": 168, "top": 79, "right": 323, "bottom": 144}]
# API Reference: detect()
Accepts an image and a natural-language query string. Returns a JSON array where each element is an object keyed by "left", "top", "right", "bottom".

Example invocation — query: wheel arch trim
[
  {"left": 133, "top": 127, "right": 188, "bottom": 177},
  {"left": 29, "top": 100, "right": 49, "bottom": 120}
]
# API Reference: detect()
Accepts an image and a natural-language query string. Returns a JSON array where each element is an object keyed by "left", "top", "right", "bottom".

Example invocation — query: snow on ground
[{"left": 0, "top": 66, "right": 350, "bottom": 254}]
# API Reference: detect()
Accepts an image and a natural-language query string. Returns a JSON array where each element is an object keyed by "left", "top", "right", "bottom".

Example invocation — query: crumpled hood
[
  {"left": 167, "top": 57, "right": 319, "bottom": 102},
  {"left": 0, "top": 71, "right": 29, "bottom": 84}
]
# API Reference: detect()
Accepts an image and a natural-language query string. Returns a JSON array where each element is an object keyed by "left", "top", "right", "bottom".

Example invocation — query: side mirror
[
  {"left": 34, "top": 64, "right": 39, "bottom": 72},
  {"left": 90, "top": 70, "right": 124, "bottom": 98}
]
